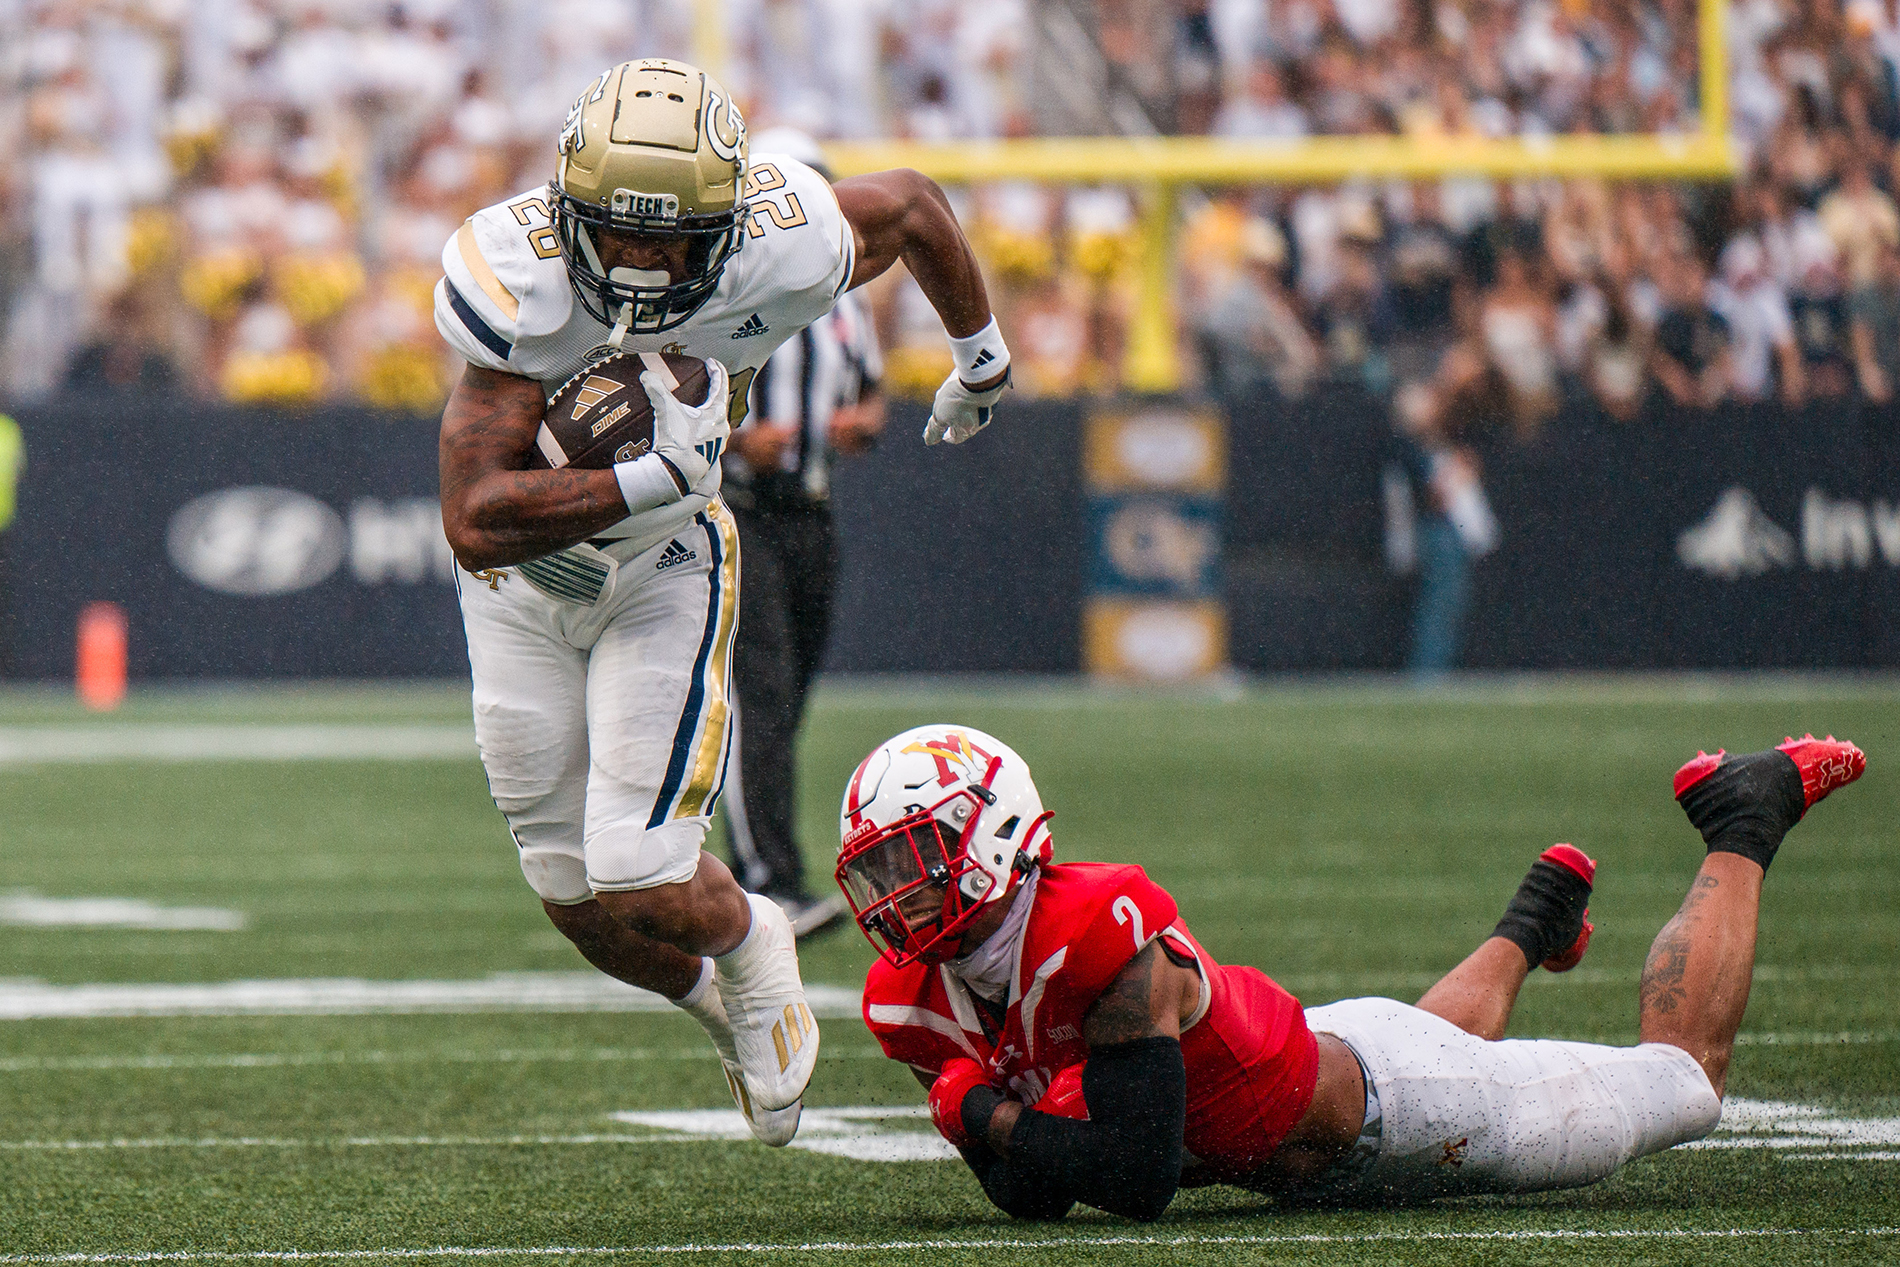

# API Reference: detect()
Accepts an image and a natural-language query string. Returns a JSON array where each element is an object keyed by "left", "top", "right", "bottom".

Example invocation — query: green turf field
[{"left": 0, "top": 676, "right": 1894, "bottom": 1264}]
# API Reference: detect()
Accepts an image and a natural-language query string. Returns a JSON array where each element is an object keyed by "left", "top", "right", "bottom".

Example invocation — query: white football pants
[
  {"left": 456, "top": 501, "right": 741, "bottom": 902},
  {"left": 1304, "top": 997, "right": 1722, "bottom": 1200}
]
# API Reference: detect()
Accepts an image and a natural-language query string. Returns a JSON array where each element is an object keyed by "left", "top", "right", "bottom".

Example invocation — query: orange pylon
[{"left": 76, "top": 601, "right": 127, "bottom": 711}]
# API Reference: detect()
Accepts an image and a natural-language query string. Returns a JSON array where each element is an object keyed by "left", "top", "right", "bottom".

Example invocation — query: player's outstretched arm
[
  {"left": 944, "top": 943, "right": 1197, "bottom": 1222},
  {"left": 438, "top": 364, "right": 642, "bottom": 570},
  {"left": 834, "top": 169, "right": 1010, "bottom": 445}
]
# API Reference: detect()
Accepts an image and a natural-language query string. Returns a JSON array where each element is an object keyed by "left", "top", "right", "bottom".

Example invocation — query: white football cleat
[
  {"left": 678, "top": 957, "right": 803, "bottom": 1147},
  {"left": 721, "top": 1062, "right": 802, "bottom": 1147},
  {"left": 715, "top": 893, "right": 820, "bottom": 1112}
]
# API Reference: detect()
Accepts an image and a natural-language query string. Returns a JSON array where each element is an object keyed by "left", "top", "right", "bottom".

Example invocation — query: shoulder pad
[
  {"left": 1045, "top": 865, "right": 1181, "bottom": 1005},
  {"left": 736, "top": 154, "right": 853, "bottom": 303},
  {"left": 443, "top": 191, "right": 576, "bottom": 342}
]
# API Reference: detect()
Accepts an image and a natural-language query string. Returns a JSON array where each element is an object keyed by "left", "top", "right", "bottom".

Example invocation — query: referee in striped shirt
[{"left": 721, "top": 131, "right": 885, "bottom": 937}]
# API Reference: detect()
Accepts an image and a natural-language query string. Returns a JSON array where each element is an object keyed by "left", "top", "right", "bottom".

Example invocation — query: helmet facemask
[
  {"left": 837, "top": 778, "right": 1011, "bottom": 967},
  {"left": 550, "top": 182, "right": 747, "bottom": 335}
]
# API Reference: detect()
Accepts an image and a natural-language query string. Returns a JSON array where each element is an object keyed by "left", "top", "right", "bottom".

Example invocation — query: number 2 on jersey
[{"left": 1112, "top": 896, "right": 1146, "bottom": 951}]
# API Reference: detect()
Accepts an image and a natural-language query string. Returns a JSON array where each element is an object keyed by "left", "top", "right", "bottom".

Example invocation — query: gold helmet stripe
[{"left": 456, "top": 222, "right": 519, "bottom": 322}]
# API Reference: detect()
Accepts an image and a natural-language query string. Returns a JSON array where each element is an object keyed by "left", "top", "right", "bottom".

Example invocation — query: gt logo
[
  {"left": 1439, "top": 1137, "right": 1469, "bottom": 1167},
  {"left": 558, "top": 71, "right": 608, "bottom": 155},
  {"left": 1113, "top": 896, "right": 1146, "bottom": 950},
  {"left": 704, "top": 90, "right": 745, "bottom": 162}
]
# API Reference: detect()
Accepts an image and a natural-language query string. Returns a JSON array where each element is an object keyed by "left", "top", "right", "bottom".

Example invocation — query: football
[{"left": 526, "top": 350, "right": 712, "bottom": 471}]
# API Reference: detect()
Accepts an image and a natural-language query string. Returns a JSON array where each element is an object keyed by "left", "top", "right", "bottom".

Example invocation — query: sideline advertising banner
[
  {"left": 3, "top": 398, "right": 1088, "bottom": 680},
  {"left": 7, "top": 401, "right": 465, "bottom": 680},
  {"left": 1081, "top": 403, "right": 1226, "bottom": 680},
  {"left": 4, "top": 393, "right": 1896, "bottom": 679}
]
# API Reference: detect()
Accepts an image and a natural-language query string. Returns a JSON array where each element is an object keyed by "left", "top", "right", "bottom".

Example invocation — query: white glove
[
  {"left": 645, "top": 358, "right": 731, "bottom": 493},
  {"left": 925, "top": 369, "right": 1009, "bottom": 446}
]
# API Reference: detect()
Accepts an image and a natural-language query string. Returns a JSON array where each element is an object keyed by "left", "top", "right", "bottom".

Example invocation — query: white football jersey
[{"left": 434, "top": 153, "right": 855, "bottom": 560}]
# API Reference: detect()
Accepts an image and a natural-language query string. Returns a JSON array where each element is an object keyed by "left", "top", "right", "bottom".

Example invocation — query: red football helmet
[{"left": 835, "top": 724, "right": 1053, "bottom": 966}]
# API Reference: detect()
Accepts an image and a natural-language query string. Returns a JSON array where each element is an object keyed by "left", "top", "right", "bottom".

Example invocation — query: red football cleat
[
  {"left": 1774, "top": 734, "right": 1867, "bottom": 810},
  {"left": 1538, "top": 844, "right": 1595, "bottom": 972},
  {"left": 1674, "top": 737, "right": 1866, "bottom": 811},
  {"left": 1673, "top": 749, "right": 1726, "bottom": 799},
  {"left": 1540, "top": 843, "right": 1596, "bottom": 886}
]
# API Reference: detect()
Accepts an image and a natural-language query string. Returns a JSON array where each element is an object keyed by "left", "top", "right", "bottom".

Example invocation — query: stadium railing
[{"left": 821, "top": 0, "right": 1735, "bottom": 395}]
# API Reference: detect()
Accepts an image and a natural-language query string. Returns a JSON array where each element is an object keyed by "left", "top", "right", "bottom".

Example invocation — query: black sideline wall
[{"left": 1, "top": 393, "right": 1894, "bottom": 679}]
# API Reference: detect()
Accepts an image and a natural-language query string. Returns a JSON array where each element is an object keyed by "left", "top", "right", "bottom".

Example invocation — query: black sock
[
  {"left": 1675, "top": 749, "right": 1805, "bottom": 873},
  {"left": 1492, "top": 859, "right": 1592, "bottom": 969}
]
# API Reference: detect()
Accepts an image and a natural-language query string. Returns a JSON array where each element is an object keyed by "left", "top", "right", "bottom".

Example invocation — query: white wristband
[
  {"left": 614, "top": 452, "right": 683, "bottom": 514},
  {"left": 947, "top": 317, "right": 1009, "bottom": 384}
]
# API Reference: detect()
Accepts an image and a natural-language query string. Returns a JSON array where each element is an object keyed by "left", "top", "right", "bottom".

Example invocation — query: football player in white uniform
[{"left": 432, "top": 58, "right": 1010, "bottom": 1147}]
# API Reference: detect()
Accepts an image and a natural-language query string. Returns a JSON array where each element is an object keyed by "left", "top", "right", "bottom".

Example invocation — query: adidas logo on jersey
[
  {"left": 730, "top": 313, "right": 770, "bottom": 339},
  {"left": 655, "top": 539, "right": 699, "bottom": 571}
]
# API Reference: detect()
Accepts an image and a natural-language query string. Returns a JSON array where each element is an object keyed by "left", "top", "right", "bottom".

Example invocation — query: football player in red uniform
[{"left": 836, "top": 724, "right": 1866, "bottom": 1220}]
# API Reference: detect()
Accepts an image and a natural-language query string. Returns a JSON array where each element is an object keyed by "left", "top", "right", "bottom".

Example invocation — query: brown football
[{"left": 526, "top": 351, "right": 712, "bottom": 471}]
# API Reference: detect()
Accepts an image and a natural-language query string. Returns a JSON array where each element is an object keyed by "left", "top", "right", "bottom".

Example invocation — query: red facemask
[{"left": 836, "top": 771, "right": 1016, "bottom": 967}]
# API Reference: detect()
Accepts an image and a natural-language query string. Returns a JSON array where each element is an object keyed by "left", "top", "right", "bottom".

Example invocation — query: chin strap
[
  {"left": 606, "top": 304, "right": 634, "bottom": 351},
  {"left": 604, "top": 265, "right": 670, "bottom": 349}
]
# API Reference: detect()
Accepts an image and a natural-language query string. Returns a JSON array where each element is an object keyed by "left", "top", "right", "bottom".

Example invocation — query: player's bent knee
[
  {"left": 491, "top": 785, "right": 591, "bottom": 906},
  {"left": 517, "top": 841, "right": 592, "bottom": 905},
  {"left": 586, "top": 818, "right": 706, "bottom": 893},
  {"left": 1624, "top": 1042, "right": 1723, "bottom": 1158}
]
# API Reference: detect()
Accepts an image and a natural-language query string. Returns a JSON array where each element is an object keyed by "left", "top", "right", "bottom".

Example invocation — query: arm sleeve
[
  {"left": 956, "top": 1141, "right": 1078, "bottom": 1221},
  {"left": 963, "top": 1037, "right": 1186, "bottom": 1223}
]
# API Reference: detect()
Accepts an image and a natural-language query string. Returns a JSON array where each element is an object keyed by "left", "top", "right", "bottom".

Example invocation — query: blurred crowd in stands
[{"left": 7, "top": 0, "right": 1900, "bottom": 418}]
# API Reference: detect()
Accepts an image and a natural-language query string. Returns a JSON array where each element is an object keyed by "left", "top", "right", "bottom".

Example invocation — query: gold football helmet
[{"left": 550, "top": 58, "right": 749, "bottom": 334}]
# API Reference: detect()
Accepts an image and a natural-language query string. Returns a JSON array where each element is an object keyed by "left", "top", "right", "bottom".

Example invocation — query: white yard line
[
  {"left": 1734, "top": 1029, "right": 1900, "bottom": 1046},
  {"left": 0, "top": 1135, "right": 697, "bottom": 1152},
  {"left": 0, "top": 1033, "right": 1884, "bottom": 1076},
  {"left": 0, "top": 1046, "right": 890, "bottom": 1073},
  {"left": 4, "top": 971, "right": 1872, "bottom": 1022},
  {"left": 0, "top": 976, "right": 863, "bottom": 1020},
  {"left": 2, "top": 1227, "right": 1898, "bottom": 1263},
  {"left": 1679, "top": 1098, "right": 1900, "bottom": 1152},
  {"left": 9, "top": 1097, "right": 1898, "bottom": 1166},
  {"left": 0, "top": 726, "right": 475, "bottom": 766},
  {"left": 0, "top": 894, "right": 246, "bottom": 931},
  {"left": 1285, "top": 964, "right": 1898, "bottom": 992}
]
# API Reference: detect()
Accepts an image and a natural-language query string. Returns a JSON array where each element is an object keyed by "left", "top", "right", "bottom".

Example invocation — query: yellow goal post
[{"left": 820, "top": 0, "right": 1736, "bottom": 394}]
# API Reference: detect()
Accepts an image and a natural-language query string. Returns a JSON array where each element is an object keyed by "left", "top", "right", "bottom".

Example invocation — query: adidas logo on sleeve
[
  {"left": 655, "top": 539, "right": 699, "bottom": 571},
  {"left": 730, "top": 313, "right": 770, "bottom": 339}
]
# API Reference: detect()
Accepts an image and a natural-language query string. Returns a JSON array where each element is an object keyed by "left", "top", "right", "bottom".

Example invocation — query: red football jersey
[{"left": 862, "top": 861, "right": 1319, "bottom": 1182}]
